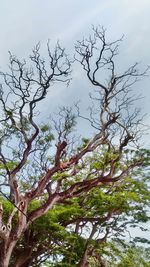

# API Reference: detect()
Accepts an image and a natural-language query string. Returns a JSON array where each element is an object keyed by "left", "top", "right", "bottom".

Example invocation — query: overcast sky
[{"left": 0, "top": 0, "right": 150, "bottom": 145}]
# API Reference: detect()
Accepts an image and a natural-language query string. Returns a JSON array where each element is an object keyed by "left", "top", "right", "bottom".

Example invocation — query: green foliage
[
  {"left": 0, "top": 198, "right": 13, "bottom": 223},
  {"left": 1, "top": 148, "right": 149, "bottom": 266},
  {"left": 111, "top": 245, "right": 150, "bottom": 267},
  {"left": 10, "top": 158, "right": 150, "bottom": 266},
  {"left": 0, "top": 161, "right": 19, "bottom": 171}
]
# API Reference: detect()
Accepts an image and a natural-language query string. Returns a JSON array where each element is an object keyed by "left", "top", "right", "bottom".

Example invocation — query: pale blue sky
[{"left": 0, "top": 0, "right": 150, "bottom": 145}]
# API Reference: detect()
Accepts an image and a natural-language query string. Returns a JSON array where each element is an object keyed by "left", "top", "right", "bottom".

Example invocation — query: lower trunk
[
  {"left": 78, "top": 247, "right": 89, "bottom": 267},
  {"left": 15, "top": 258, "right": 31, "bottom": 267},
  {"left": 14, "top": 250, "right": 33, "bottom": 267},
  {"left": 0, "top": 240, "right": 17, "bottom": 267},
  {"left": 99, "top": 258, "right": 108, "bottom": 267}
]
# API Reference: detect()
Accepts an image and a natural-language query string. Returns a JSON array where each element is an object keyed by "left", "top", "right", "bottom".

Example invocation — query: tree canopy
[{"left": 0, "top": 26, "right": 149, "bottom": 267}]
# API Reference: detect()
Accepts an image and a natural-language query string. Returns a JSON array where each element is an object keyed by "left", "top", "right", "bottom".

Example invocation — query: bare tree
[{"left": 0, "top": 27, "right": 148, "bottom": 267}]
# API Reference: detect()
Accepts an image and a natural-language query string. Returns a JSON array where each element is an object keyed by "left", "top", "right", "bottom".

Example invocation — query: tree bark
[
  {"left": 78, "top": 247, "right": 89, "bottom": 267},
  {"left": 0, "top": 240, "right": 17, "bottom": 267},
  {"left": 15, "top": 257, "right": 31, "bottom": 267},
  {"left": 13, "top": 247, "right": 33, "bottom": 267}
]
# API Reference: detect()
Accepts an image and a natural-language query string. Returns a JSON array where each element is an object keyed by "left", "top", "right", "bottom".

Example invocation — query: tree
[
  {"left": 15, "top": 156, "right": 150, "bottom": 267},
  {"left": 0, "top": 150, "right": 150, "bottom": 267},
  {"left": 0, "top": 26, "right": 149, "bottom": 266}
]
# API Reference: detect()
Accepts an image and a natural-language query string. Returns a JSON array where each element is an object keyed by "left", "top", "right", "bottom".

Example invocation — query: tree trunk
[
  {"left": 14, "top": 249, "right": 33, "bottom": 267},
  {"left": 15, "top": 258, "right": 31, "bottom": 267},
  {"left": 99, "top": 258, "right": 108, "bottom": 267},
  {"left": 78, "top": 247, "right": 89, "bottom": 267},
  {"left": 0, "top": 240, "right": 17, "bottom": 267}
]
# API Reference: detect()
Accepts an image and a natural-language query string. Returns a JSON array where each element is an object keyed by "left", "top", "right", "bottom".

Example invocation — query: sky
[
  {"left": 0, "top": 0, "right": 150, "bottom": 144},
  {"left": 0, "top": 0, "right": 150, "bottom": 243}
]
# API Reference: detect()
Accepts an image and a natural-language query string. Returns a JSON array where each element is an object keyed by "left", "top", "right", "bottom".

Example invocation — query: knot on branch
[
  {"left": 56, "top": 140, "right": 67, "bottom": 150},
  {"left": 55, "top": 141, "right": 67, "bottom": 167},
  {"left": 19, "top": 200, "right": 25, "bottom": 208}
]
